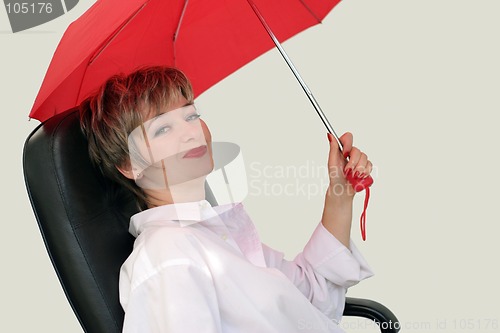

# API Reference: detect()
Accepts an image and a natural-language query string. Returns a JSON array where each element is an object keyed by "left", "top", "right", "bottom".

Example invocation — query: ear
[{"left": 116, "top": 160, "right": 135, "bottom": 180}]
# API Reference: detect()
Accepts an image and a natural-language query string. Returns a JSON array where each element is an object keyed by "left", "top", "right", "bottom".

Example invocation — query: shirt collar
[{"left": 129, "top": 200, "right": 220, "bottom": 237}]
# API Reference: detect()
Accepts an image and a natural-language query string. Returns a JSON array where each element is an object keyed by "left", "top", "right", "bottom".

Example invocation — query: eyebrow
[{"left": 149, "top": 102, "right": 194, "bottom": 122}]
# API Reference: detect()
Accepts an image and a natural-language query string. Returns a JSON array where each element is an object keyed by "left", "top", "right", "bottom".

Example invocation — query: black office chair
[{"left": 23, "top": 108, "right": 400, "bottom": 333}]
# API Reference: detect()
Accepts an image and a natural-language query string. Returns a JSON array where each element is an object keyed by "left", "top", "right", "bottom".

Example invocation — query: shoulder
[{"left": 136, "top": 222, "right": 210, "bottom": 265}]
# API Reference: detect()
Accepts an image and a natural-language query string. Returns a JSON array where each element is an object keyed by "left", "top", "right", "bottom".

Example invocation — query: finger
[
  {"left": 362, "top": 160, "right": 373, "bottom": 178},
  {"left": 339, "top": 132, "right": 353, "bottom": 158},
  {"left": 353, "top": 153, "right": 368, "bottom": 177},
  {"left": 327, "top": 132, "right": 344, "bottom": 168},
  {"left": 327, "top": 132, "right": 340, "bottom": 151},
  {"left": 344, "top": 147, "right": 361, "bottom": 173}
]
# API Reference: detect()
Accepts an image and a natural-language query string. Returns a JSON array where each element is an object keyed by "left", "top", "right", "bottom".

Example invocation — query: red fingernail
[
  {"left": 343, "top": 151, "right": 349, "bottom": 158},
  {"left": 327, "top": 133, "right": 332, "bottom": 142}
]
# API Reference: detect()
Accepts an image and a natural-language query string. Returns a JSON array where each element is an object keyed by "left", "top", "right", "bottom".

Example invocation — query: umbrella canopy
[{"left": 29, "top": 0, "right": 341, "bottom": 122}]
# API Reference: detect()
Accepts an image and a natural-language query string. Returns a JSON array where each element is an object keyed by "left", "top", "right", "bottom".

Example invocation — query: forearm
[{"left": 320, "top": 187, "right": 354, "bottom": 249}]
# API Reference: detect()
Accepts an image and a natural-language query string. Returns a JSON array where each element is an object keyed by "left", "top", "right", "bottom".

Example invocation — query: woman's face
[{"left": 127, "top": 96, "right": 214, "bottom": 190}]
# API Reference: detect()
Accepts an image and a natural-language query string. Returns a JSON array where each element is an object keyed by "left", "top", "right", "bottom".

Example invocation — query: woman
[{"left": 80, "top": 66, "right": 373, "bottom": 333}]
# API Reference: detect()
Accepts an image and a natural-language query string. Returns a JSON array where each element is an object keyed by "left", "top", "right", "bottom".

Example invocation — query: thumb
[{"left": 327, "top": 132, "right": 343, "bottom": 169}]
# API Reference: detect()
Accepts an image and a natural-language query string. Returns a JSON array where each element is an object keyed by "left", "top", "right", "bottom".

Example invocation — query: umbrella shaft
[{"left": 246, "top": 0, "right": 343, "bottom": 150}]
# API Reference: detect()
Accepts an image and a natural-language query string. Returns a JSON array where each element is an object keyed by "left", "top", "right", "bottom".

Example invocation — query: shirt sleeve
[
  {"left": 121, "top": 257, "right": 222, "bottom": 333},
  {"left": 262, "top": 222, "right": 374, "bottom": 321}
]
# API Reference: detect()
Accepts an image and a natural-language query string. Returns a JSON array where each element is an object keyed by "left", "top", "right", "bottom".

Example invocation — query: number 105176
[{"left": 6, "top": 2, "right": 53, "bottom": 14}]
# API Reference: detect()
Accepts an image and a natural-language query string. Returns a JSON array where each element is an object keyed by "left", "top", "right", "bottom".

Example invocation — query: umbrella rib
[
  {"left": 173, "top": 0, "right": 189, "bottom": 66},
  {"left": 246, "top": 0, "right": 341, "bottom": 147},
  {"left": 89, "top": 2, "right": 148, "bottom": 65},
  {"left": 76, "top": 3, "right": 148, "bottom": 105},
  {"left": 298, "top": 0, "right": 321, "bottom": 23}
]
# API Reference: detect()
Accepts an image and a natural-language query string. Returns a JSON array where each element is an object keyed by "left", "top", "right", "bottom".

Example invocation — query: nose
[{"left": 179, "top": 120, "right": 203, "bottom": 143}]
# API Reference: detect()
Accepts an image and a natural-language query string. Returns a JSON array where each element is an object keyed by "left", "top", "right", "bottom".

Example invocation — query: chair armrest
[{"left": 343, "top": 297, "right": 400, "bottom": 333}]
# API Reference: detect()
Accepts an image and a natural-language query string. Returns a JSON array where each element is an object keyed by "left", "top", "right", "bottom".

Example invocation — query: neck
[{"left": 145, "top": 176, "right": 206, "bottom": 207}]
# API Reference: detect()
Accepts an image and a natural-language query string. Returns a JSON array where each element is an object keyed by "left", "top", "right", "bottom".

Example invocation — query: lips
[{"left": 183, "top": 145, "right": 208, "bottom": 158}]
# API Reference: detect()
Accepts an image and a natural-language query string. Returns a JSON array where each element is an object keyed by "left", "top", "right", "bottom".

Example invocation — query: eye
[
  {"left": 186, "top": 113, "right": 201, "bottom": 122},
  {"left": 153, "top": 125, "right": 171, "bottom": 137}
]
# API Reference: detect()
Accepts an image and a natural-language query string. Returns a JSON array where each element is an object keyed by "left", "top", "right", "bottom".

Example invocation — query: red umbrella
[{"left": 29, "top": 0, "right": 341, "bottom": 122}]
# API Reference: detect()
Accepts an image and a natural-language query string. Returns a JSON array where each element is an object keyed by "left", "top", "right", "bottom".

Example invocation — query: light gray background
[{"left": 2, "top": 0, "right": 499, "bottom": 332}]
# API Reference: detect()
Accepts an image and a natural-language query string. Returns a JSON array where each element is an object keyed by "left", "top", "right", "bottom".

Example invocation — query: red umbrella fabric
[{"left": 29, "top": 0, "right": 341, "bottom": 122}]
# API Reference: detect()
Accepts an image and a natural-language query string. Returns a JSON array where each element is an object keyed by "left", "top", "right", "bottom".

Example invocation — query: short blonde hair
[{"left": 80, "top": 66, "right": 194, "bottom": 208}]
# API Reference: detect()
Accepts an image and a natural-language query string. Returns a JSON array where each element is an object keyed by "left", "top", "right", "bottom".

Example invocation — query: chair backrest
[{"left": 23, "top": 109, "right": 138, "bottom": 333}]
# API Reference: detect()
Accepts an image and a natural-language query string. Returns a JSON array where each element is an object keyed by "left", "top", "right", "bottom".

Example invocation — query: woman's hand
[
  {"left": 322, "top": 132, "right": 373, "bottom": 247},
  {"left": 327, "top": 132, "right": 373, "bottom": 200}
]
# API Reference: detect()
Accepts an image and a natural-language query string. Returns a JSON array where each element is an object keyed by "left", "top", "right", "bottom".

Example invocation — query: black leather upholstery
[
  {"left": 24, "top": 109, "right": 136, "bottom": 333},
  {"left": 23, "top": 108, "right": 399, "bottom": 333}
]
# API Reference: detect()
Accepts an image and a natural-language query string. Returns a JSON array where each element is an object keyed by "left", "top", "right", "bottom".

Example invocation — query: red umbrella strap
[{"left": 360, "top": 187, "right": 370, "bottom": 241}]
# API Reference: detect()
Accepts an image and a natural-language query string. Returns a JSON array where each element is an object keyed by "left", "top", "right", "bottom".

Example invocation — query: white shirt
[{"left": 119, "top": 200, "right": 373, "bottom": 333}]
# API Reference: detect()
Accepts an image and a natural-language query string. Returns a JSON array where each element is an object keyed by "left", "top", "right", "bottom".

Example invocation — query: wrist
[
  {"left": 322, "top": 187, "right": 354, "bottom": 249},
  {"left": 326, "top": 184, "right": 355, "bottom": 205}
]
